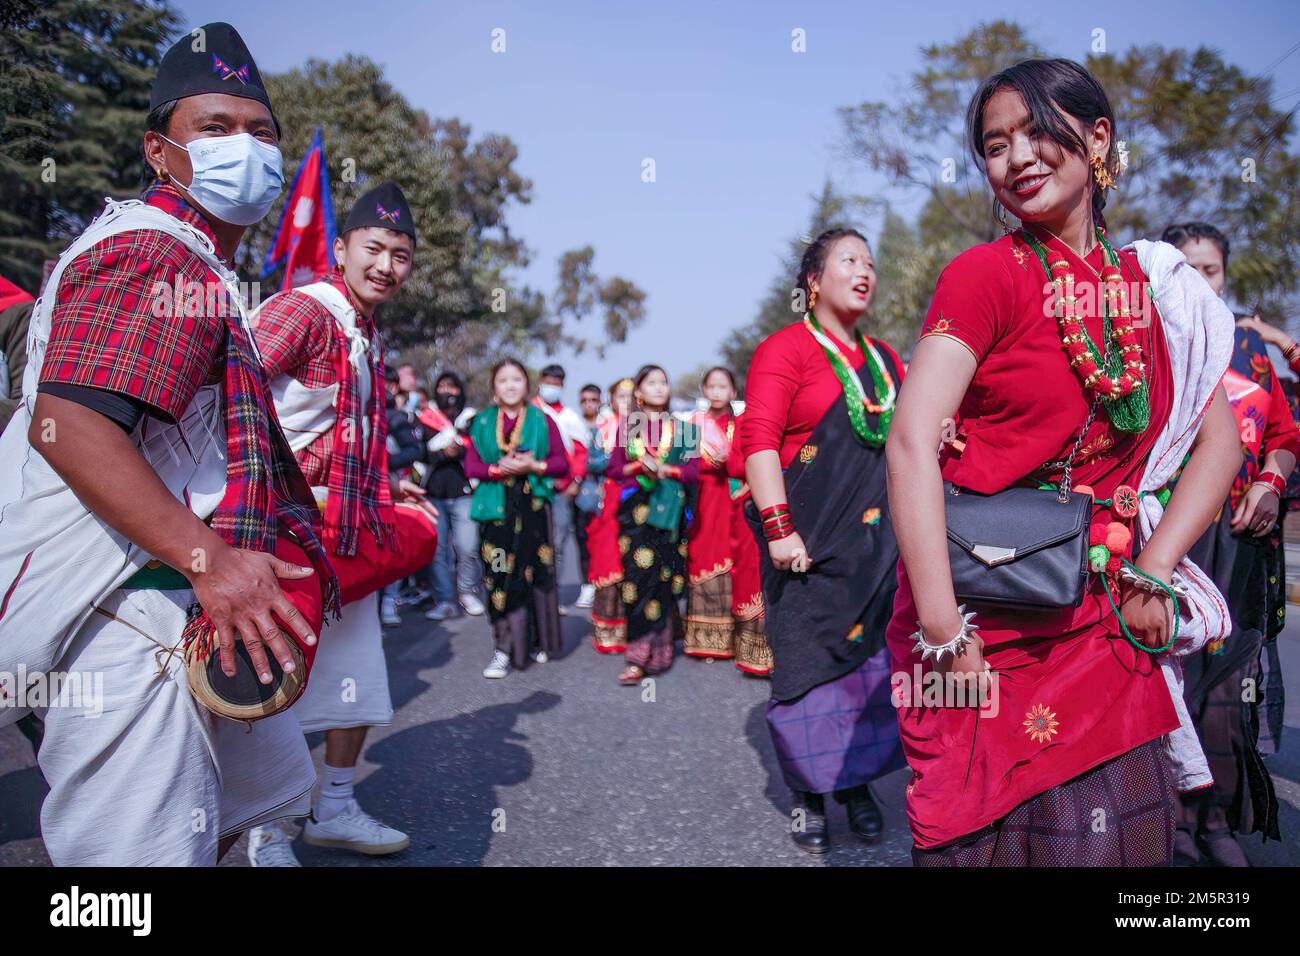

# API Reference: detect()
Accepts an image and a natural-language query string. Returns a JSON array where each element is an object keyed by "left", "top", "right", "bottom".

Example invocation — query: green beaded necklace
[
  {"left": 1020, "top": 228, "right": 1151, "bottom": 434},
  {"left": 802, "top": 312, "right": 895, "bottom": 447}
]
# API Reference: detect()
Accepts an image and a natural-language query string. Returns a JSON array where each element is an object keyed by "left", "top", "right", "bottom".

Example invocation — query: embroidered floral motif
[
  {"left": 633, "top": 504, "right": 650, "bottom": 525},
  {"left": 660, "top": 564, "right": 672, "bottom": 581},
  {"left": 1023, "top": 703, "right": 1060, "bottom": 744},
  {"left": 845, "top": 623, "right": 864, "bottom": 643},
  {"left": 524, "top": 566, "right": 534, "bottom": 583},
  {"left": 531, "top": 497, "right": 544, "bottom": 511},
  {"left": 481, "top": 542, "right": 495, "bottom": 562},
  {"left": 1011, "top": 245, "right": 1028, "bottom": 269},
  {"left": 862, "top": 507, "right": 881, "bottom": 525},
  {"left": 491, "top": 589, "right": 507, "bottom": 611},
  {"left": 538, "top": 544, "right": 554, "bottom": 566},
  {"left": 672, "top": 574, "right": 685, "bottom": 595},
  {"left": 678, "top": 540, "right": 688, "bottom": 558},
  {"left": 622, "top": 582, "right": 638, "bottom": 604},
  {"left": 618, "top": 535, "right": 631, "bottom": 554},
  {"left": 736, "top": 593, "right": 765, "bottom": 619},
  {"left": 799, "top": 444, "right": 818, "bottom": 463},
  {"left": 924, "top": 312, "right": 954, "bottom": 336},
  {"left": 634, "top": 546, "right": 655, "bottom": 569},
  {"left": 645, "top": 599, "right": 662, "bottom": 622}
]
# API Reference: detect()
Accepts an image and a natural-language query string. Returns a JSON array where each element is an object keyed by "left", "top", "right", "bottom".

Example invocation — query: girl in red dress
[
  {"left": 683, "top": 367, "right": 742, "bottom": 660},
  {"left": 588, "top": 378, "right": 635, "bottom": 653},
  {"left": 885, "top": 58, "right": 1242, "bottom": 865}
]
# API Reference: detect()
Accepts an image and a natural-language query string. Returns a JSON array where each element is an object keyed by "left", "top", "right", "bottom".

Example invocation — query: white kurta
[{"left": 0, "top": 200, "right": 316, "bottom": 864}]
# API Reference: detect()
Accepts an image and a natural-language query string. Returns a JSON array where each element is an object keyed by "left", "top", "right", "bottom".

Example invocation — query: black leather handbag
[
  {"left": 944, "top": 481, "right": 1091, "bottom": 610},
  {"left": 943, "top": 400, "right": 1098, "bottom": 610}
]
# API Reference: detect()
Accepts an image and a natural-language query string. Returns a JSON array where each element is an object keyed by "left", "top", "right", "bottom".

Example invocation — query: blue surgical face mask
[
  {"left": 539, "top": 384, "right": 563, "bottom": 404},
  {"left": 162, "top": 132, "right": 284, "bottom": 226}
]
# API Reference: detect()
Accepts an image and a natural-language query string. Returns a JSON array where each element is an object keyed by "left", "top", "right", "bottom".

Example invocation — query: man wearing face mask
[
  {"left": 532, "top": 365, "right": 590, "bottom": 606},
  {"left": 0, "top": 23, "right": 336, "bottom": 866},
  {"left": 245, "top": 182, "right": 438, "bottom": 865},
  {"left": 422, "top": 371, "right": 484, "bottom": 620}
]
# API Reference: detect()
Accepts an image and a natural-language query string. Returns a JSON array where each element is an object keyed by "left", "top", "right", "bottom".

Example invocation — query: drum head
[{"left": 187, "top": 634, "right": 307, "bottom": 722}]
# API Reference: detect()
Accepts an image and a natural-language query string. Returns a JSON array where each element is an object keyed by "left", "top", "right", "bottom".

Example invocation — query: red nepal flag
[{"left": 262, "top": 127, "right": 338, "bottom": 290}]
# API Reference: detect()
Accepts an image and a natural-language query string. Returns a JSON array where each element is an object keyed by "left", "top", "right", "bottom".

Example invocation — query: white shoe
[
  {"left": 247, "top": 825, "right": 301, "bottom": 867},
  {"left": 380, "top": 596, "right": 401, "bottom": 627},
  {"left": 530, "top": 650, "right": 549, "bottom": 664},
  {"left": 576, "top": 583, "right": 596, "bottom": 609},
  {"left": 424, "top": 600, "right": 458, "bottom": 621},
  {"left": 483, "top": 650, "right": 510, "bottom": 679},
  {"left": 302, "top": 799, "right": 409, "bottom": 856},
  {"left": 459, "top": 592, "right": 486, "bottom": 616}
]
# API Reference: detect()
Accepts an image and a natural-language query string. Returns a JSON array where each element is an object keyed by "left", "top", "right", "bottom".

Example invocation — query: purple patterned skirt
[{"left": 765, "top": 646, "right": 904, "bottom": 795}]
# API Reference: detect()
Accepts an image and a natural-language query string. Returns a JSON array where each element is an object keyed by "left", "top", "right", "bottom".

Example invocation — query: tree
[
  {"left": 0, "top": 0, "right": 177, "bottom": 291},
  {"left": 841, "top": 21, "right": 1300, "bottom": 328},
  {"left": 551, "top": 246, "right": 647, "bottom": 359}
]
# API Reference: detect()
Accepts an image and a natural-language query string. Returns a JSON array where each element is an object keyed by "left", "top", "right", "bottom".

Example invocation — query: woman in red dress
[
  {"left": 588, "top": 377, "right": 635, "bottom": 653},
  {"left": 885, "top": 58, "right": 1242, "bottom": 865},
  {"left": 741, "top": 228, "right": 906, "bottom": 853},
  {"left": 683, "top": 367, "right": 742, "bottom": 660}
]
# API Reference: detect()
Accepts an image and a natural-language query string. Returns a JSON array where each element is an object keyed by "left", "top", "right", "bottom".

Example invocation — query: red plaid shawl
[{"left": 142, "top": 185, "right": 340, "bottom": 643}]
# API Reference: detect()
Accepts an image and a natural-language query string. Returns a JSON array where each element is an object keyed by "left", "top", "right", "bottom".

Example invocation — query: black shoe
[
  {"left": 790, "top": 792, "right": 830, "bottom": 855},
  {"left": 844, "top": 787, "right": 884, "bottom": 842},
  {"left": 1172, "top": 827, "right": 1202, "bottom": 866}
]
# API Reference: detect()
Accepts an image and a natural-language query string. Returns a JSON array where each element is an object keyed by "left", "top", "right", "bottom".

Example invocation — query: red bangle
[
  {"left": 1257, "top": 471, "right": 1286, "bottom": 496},
  {"left": 759, "top": 504, "right": 790, "bottom": 518},
  {"left": 764, "top": 522, "right": 795, "bottom": 542}
]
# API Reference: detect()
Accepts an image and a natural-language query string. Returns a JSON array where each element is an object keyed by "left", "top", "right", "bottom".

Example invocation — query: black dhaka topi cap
[
  {"left": 342, "top": 182, "right": 417, "bottom": 244},
  {"left": 150, "top": 22, "right": 272, "bottom": 113}
]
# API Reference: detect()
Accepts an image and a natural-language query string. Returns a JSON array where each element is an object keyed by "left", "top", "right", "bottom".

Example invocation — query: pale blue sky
[{"left": 179, "top": 0, "right": 1300, "bottom": 398}]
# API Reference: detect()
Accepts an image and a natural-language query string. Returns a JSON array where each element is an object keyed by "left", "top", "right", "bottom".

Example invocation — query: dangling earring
[
  {"left": 1091, "top": 153, "right": 1117, "bottom": 191},
  {"left": 808, "top": 285, "right": 818, "bottom": 310},
  {"left": 994, "top": 202, "right": 1012, "bottom": 235}
]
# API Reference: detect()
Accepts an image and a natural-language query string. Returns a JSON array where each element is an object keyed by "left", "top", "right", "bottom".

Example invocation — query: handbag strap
[{"left": 1040, "top": 393, "right": 1104, "bottom": 502}]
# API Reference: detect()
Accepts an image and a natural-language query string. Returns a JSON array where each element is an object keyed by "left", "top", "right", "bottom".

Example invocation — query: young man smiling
[{"left": 246, "top": 182, "right": 435, "bottom": 865}]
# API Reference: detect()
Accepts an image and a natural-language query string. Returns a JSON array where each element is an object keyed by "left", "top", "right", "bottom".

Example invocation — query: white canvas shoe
[
  {"left": 302, "top": 800, "right": 409, "bottom": 856},
  {"left": 459, "top": 592, "right": 486, "bottom": 616},
  {"left": 482, "top": 650, "right": 510, "bottom": 679},
  {"left": 247, "top": 825, "right": 301, "bottom": 867},
  {"left": 575, "top": 583, "right": 596, "bottom": 608},
  {"left": 530, "top": 650, "right": 549, "bottom": 664},
  {"left": 380, "top": 596, "right": 401, "bottom": 627}
]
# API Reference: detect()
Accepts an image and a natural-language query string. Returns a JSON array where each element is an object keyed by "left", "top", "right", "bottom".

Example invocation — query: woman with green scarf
[
  {"left": 605, "top": 365, "right": 700, "bottom": 685},
  {"left": 464, "top": 359, "right": 570, "bottom": 679}
]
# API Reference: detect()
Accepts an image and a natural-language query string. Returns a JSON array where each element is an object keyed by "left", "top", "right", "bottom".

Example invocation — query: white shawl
[{"left": 1127, "top": 238, "right": 1235, "bottom": 791}]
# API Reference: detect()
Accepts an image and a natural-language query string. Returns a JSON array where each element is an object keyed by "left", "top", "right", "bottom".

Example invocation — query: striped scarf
[
  {"left": 321, "top": 275, "right": 395, "bottom": 557},
  {"left": 185, "top": 292, "right": 341, "bottom": 653}
]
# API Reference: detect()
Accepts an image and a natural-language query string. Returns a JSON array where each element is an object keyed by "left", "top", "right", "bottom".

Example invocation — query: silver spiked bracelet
[{"left": 910, "top": 605, "right": 980, "bottom": 662}]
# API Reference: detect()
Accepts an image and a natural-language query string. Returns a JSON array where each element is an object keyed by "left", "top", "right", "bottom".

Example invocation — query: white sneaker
[
  {"left": 483, "top": 650, "right": 510, "bottom": 679},
  {"left": 247, "top": 825, "right": 301, "bottom": 867},
  {"left": 380, "top": 596, "right": 401, "bottom": 627},
  {"left": 576, "top": 583, "right": 596, "bottom": 609},
  {"left": 530, "top": 650, "right": 549, "bottom": 664},
  {"left": 424, "top": 600, "right": 458, "bottom": 621},
  {"left": 302, "top": 799, "right": 409, "bottom": 856},
  {"left": 459, "top": 592, "right": 486, "bottom": 616}
]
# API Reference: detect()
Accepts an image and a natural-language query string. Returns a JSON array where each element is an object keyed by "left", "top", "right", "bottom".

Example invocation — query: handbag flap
[{"left": 944, "top": 482, "right": 1089, "bottom": 567}]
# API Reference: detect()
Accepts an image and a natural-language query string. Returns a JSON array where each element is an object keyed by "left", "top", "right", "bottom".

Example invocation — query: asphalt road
[{"left": 3, "top": 550, "right": 1298, "bottom": 867}]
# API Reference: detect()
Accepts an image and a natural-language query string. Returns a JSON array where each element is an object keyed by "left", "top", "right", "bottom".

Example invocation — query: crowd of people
[{"left": 0, "top": 21, "right": 1294, "bottom": 870}]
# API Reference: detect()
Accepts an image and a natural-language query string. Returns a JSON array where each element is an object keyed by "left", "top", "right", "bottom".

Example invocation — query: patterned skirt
[
  {"left": 683, "top": 564, "right": 735, "bottom": 659},
  {"left": 618, "top": 486, "right": 687, "bottom": 674},
  {"left": 478, "top": 483, "right": 560, "bottom": 669},
  {"left": 765, "top": 647, "right": 903, "bottom": 795},
  {"left": 911, "top": 739, "right": 1175, "bottom": 867}
]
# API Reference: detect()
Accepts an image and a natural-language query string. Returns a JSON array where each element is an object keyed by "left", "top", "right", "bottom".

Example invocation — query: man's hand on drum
[{"left": 188, "top": 541, "right": 317, "bottom": 685}]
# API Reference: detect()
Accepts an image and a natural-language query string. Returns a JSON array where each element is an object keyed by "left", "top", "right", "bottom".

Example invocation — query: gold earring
[
  {"left": 808, "top": 285, "right": 818, "bottom": 309},
  {"left": 994, "top": 202, "right": 1012, "bottom": 235},
  {"left": 1091, "top": 153, "right": 1117, "bottom": 191}
]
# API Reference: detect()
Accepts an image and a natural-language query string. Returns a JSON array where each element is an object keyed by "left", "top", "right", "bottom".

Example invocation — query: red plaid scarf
[
  {"left": 320, "top": 272, "right": 396, "bottom": 557},
  {"left": 139, "top": 185, "right": 340, "bottom": 649}
]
